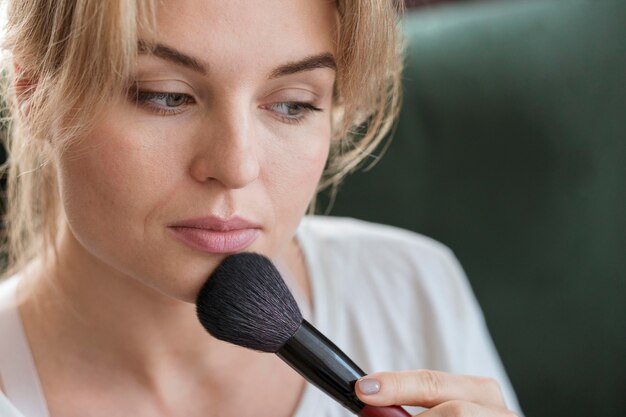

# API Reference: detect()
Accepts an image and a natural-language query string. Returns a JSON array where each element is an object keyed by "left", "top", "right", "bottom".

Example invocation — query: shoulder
[
  {"left": 299, "top": 215, "right": 453, "bottom": 260},
  {"left": 298, "top": 216, "right": 461, "bottom": 287},
  {"left": 299, "top": 217, "right": 482, "bottom": 368},
  {"left": 298, "top": 216, "right": 474, "bottom": 321},
  {"left": 0, "top": 390, "right": 25, "bottom": 417},
  {"left": 0, "top": 278, "right": 18, "bottom": 398},
  {"left": 0, "top": 275, "right": 22, "bottom": 356},
  {"left": 0, "top": 276, "right": 20, "bottom": 311}
]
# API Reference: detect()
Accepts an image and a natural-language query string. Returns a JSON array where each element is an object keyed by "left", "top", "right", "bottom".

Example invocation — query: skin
[
  {"left": 8, "top": 1, "right": 518, "bottom": 416},
  {"left": 355, "top": 370, "right": 518, "bottom": 417}
]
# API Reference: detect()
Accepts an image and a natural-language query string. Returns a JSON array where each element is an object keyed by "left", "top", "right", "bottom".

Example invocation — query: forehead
[{"left": 145, "top": 0, "right": 338, "bottom": 75}]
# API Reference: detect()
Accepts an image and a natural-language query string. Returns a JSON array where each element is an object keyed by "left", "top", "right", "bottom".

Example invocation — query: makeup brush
[{"left": 195, "top": 252, "right": 410, "bottom": 417}]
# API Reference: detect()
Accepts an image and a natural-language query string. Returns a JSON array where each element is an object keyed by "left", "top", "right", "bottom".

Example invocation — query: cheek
[
  {"left": 56, "top": 123, "right": 177, "bottom": 249},
  {"left": 269, "top": 127, "right": 330, "bottom": 196}
]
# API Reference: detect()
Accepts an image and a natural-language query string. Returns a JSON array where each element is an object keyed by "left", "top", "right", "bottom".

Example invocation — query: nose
[{"left": 189, "top": 108, "right": 260, "bottom": 189}]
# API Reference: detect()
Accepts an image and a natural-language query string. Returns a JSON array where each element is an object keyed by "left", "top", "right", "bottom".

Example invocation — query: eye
[
  {"left": 268, "top": 102, "right": 322, "bottom": 124},
  {"left": 131, "top": 89, "right": 195, "bottom": 115},
  {"left": 161, "top": 93, "right": 187, "bottom": 107}
]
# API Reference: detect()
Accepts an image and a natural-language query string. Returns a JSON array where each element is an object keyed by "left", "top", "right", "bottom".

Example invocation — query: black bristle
[{"left": 195, "top": 252, "right": 303, "bottom": 353}]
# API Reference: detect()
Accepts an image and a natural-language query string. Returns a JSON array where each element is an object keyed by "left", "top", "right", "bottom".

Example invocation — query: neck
[{"left": 17, "top": 226, "right": 308, "bottom": 387}]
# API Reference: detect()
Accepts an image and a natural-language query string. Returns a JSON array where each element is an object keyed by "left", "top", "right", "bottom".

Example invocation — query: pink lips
[{"left": 167, "top": 216, "right": 261, "bottom": 254}]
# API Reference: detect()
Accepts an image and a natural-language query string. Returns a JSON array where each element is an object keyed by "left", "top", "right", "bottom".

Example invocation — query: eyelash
[
  {"left": 131, "top": 89, "right": 323, "bottom": 123},
  {"left": 266, "top": 102, "right": 323, "bottom": 125},
  {"left": 132, "top": 90, "right": 194, "bottom": 116}
]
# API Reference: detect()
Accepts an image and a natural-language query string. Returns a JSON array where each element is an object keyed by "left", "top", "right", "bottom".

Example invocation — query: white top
[{"left": 0, "top": 216, "right": 523, "bottom": 416}]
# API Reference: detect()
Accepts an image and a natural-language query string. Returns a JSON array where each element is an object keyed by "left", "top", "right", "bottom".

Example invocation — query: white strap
[
  {"left": 0, "top": 392, "right": 27, "bottom": 417},
  {"left": 0, "top": 277, "right": 50, "bottom": 417}
]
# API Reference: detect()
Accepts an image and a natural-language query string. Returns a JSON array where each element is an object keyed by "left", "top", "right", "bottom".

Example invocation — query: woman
[{"left": 0, "top": 1, "right": 522, "bottom": 416}]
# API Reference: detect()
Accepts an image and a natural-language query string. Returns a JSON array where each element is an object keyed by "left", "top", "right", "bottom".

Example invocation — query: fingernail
[{"left": 358, "top": 378, "right": 381, "bottom": 395}]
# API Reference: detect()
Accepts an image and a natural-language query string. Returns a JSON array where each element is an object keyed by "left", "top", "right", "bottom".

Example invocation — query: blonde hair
[{"left": 0, "top": 0, "right": 403, "bottom": 277}]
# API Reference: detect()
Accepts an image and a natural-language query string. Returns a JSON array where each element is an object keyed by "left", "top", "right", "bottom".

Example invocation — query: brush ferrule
[{"left": 276, "top": 319, "right": 366, "bottom": 414}]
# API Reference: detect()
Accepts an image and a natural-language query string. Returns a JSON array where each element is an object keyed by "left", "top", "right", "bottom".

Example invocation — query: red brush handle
[{"left": 357, "top": 405, "right": 412, "bottom": 417}]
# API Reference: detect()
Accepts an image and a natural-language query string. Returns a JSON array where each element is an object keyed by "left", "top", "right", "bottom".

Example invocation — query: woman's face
[{"left": 54, "top": 0, "right": 337, "bottom": 302}]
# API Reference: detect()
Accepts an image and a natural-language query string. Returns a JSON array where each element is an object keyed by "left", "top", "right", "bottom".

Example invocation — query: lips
[{"left": 167, "top": 216, "right": 261, "bottom": 254}]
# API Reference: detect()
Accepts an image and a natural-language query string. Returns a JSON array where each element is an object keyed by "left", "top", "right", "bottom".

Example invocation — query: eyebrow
[
  {"left": 269, "top": 53, "right": 337, "bottom": 78},
  {"left": 138, "top": 40, "right": 208, "bottom": 75},
  {"left": 138, "top": 40, "right": 336, "bottom": 79}
]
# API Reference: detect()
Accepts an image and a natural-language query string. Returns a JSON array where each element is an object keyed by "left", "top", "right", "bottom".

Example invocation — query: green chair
[{"left": 325, "top": 1, "right": 626, "bottom": 416}]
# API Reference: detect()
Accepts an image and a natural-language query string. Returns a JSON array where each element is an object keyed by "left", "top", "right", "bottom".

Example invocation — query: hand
[{"left": 355, "top": 369, "right": 519, "bottom": 417}]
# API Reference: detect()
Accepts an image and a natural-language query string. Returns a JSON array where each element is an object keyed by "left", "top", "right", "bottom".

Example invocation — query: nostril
[{"left": 189, "top": 147, "right": 259, "bottom": 189}]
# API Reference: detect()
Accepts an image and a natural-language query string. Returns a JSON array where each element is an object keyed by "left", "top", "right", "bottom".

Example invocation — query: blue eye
[
  {"left": 270, "top": 102, "right": 323, "bottom": 124},
  {"left": 132, "top": 89, "right": 194, "bottom": 115}
]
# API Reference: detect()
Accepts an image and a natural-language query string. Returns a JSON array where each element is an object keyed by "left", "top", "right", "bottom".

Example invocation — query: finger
[
  {"left": 417, "top": 400, "right": 519, "bottom": 417},
  {"left": 355, "top": 370, "right": 507, "bottom": 409}
]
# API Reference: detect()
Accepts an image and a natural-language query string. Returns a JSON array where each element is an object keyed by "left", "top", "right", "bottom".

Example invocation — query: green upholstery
[{"left": 325, "top": 1, "right": 626, "bottom": 416}]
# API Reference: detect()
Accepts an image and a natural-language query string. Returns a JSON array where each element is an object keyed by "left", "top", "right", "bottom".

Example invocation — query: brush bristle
[{"left": 195, "top": 252, "right": 303, "bottom": 353}]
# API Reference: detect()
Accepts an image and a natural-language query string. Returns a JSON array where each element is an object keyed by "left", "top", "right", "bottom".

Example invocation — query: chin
[
  {"left": 129, "top": 263, "right": 216, "bottom": 305},
  {"left": 139, "top": 241, "right": 279, "bottom": 304}
]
